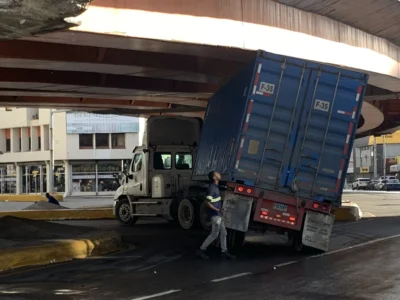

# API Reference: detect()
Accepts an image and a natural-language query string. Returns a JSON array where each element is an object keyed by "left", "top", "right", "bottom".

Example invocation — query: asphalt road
[{"left": 1, "top": 192, "right": 400, "bottom": 300}]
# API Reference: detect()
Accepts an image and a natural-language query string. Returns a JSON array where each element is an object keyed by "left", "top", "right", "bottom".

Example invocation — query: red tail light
[
  {"left": 322, "top": 204, "right": 329, "bottom": 211},
  {"left": 237, "top": 186, "right": 244, "bottom": 192},
  {"left": 261, "top": 211, "right": 268, "bottom": 216},
  {"left": 313, "top": 203, "right": 320, "bottom": 209},
  {"left": 289, "top": 216, "right": 296, "bottom": 222},
  {"left": 246, "top": 188, "right": 252, "bottom": 194}
]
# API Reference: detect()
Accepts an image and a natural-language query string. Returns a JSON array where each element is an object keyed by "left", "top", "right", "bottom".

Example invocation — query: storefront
[
  {"left": 53, "top": 165, "right": 66, "bottom": 193},
  {"left": 22, "top": 164, "right": 46, "bottom": 194},
  {"left": 70, "top": 160, "right": 123, "bottom": 195},
  {"left": 0, "top": 165, "right": 17, "bottom": 194}
]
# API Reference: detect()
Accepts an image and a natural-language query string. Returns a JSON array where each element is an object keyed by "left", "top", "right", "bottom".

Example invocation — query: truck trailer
[{"left": 113, "top": 50, "right": 368, "bottom": 252}]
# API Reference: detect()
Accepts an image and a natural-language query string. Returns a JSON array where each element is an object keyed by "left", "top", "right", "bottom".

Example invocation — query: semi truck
[{"left": 113, "top": 50, "right": 368, "bottom": 252}]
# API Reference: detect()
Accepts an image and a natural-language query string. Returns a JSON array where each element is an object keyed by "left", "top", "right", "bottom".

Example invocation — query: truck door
[{"left": 127, "top": 151, "right": 147, "bottom": 196}]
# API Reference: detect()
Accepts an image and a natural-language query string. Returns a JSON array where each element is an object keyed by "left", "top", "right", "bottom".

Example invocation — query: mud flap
[
  {"left": 302, "top": 210, "right": 335, "bottom": 251},
  {"left": 222, "top": 193, "right": 253, "bottom": 233}
]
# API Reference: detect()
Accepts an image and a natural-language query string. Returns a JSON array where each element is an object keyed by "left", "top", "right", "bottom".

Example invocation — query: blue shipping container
[{"left": 192, "top": 50, "right": 368, "bottom": 205}]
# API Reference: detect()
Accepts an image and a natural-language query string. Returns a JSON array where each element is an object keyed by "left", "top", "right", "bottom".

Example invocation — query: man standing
[{"left": 197, "top": 171, "right": 236, "bottom": 259}]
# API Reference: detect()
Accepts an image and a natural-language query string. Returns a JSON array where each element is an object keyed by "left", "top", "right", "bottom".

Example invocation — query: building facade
[{"left": 0, "top": 108, "right": 142, "bottom": 196}]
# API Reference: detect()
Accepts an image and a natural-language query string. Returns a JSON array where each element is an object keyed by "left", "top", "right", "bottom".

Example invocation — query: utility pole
[
  {"left": 373, "top": 136, "right": 377, "bottom": 179},
  {"left": 383, "top": 135, "right": 387, "bottom": 178},
  {"left": 49, "top": 109, "right": 54, "bottom": 193}
]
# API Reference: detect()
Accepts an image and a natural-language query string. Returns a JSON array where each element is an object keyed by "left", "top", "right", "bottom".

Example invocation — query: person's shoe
[
  {"left": 196, "top": 249, "right": 210, "bottom": 259},
  {"left": 221, "top": 252, "right": 236, "bottom": 260}
]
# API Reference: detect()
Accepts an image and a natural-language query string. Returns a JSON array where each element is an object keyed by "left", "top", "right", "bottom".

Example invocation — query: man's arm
[
  {"left": 205, "top": 199, "right": 220, "bottom": 212},
  {"left": 205, "top": 186, "right": 220, "bottom": 212}
]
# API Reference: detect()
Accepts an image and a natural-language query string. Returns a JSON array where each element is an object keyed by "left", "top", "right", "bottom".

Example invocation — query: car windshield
[{"left": 360, "top": 179, "right": 370, "bottom": 182}]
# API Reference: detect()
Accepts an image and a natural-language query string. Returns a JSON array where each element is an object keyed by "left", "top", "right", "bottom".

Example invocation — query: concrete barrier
[
  {"left": 0, "top": 232, "right": 121, "bottom": 272},
  {"left": 335, "top": 202, "right": 363, "bottom": 221},
  {"left": 0, "top": 194, "right": 64, "bottom": 202},
  {"left": 0, "top": 208, "right": 114, "bottom": 221}
]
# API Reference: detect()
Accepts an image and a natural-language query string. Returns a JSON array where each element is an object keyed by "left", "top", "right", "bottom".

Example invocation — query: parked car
[
  {"left": 352, "top": 178, "right": 370, "bottom": 190},
  {"left": 366, "top": 180, "right": 379, "bottom": 190},
  {"left": 379, "top": 176, "right": 397, "bottom": 181},
  {"left": 382, "top": 179, "right": 400, "bottom": 191},
  {"left": 375, "top": 179, "right": 388, "bottom": 190}
]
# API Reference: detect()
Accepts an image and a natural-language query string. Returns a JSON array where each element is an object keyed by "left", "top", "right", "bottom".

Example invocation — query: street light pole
[
  {"left": 49, "top": 109, "right": 54, "bottom": 193},
  {"left": 383, "top": 135, "right": 387, "bottom": 178},
  {"left": 373, "top": 136, "right": 377, "bottom": 179}
]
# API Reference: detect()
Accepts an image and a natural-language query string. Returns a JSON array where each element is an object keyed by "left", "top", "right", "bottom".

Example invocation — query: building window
[
  {"left": 79, "top": 134, "right": 93, "bottom": 149},
  {"left": 72, "top": 164, "right": 96, "bottom": 192},
  {"left": 22, "top": 166, "right": 42, "bottom": 194},
  {"left": 111, "top": 133, "right": 125, "bottom": 149},
  {"left": 28, "top": 137, "right": 31, "bottom": 151},
  {"left": 96, "top": 133, "right": 109, "bottom": 149},
  {"left": 175, "top": 153, "right": 193, "bottom": 170},
  {"left": 153, "top": 152, "right": 171, "bottom": 170},
  {"left": 98, "top": 161, "right": 121, "bottom": 192},
  {"left": 0, "top": 166, "right": 16, "bottom": 194}
]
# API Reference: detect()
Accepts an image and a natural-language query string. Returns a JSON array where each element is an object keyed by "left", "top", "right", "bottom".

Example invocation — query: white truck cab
[{"left": 113, "top": 116, "right": 210, "bottom": 229}]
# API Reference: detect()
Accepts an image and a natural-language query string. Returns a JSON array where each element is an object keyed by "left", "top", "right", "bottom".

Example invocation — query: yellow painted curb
[
  {"left": 335, "top": 202, "right": 362, "bottom": 221},
  {"left": 0, "top": 194, "right": 64, "bottom": 202},
  {"left": 0, "top": 233, "right": 121, "bottom": 272},
  {"left": 0, "top": 208, "right": 114, "bottom": 221}
]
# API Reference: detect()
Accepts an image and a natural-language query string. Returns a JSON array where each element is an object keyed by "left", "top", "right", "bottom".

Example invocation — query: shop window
[
  {"left": 79, "top": 134, "right": 93, "bottom": 149},
  {"left": 22, "top": 166, "right": 42, "bottom": 194},
  {"left": 111, "top": 133, "right": 125, "bottom": 149},
  {"left": 98, "top": 161, "right": 122, "bottom": 192},
  {"left": 72, "top": 164, "right": 96, "bottom": 192},
  {"left": 53, "top": 165, "right": 65, "bottom": 193},
  {"left": 175, "top": 153, "right": 193, "bottom": 170},
  {"left": 96, "top": 133, "right": 109, "bottom": 149},
  {"left": 0, "top": 166, "right": 16, "bottom": 194},
  {"left": 154, "top": 152, "right": 171, "bottom": 170}
]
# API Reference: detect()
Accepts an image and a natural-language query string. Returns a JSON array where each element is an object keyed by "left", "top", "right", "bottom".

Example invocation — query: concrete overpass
[{"left": 1, "top": 0, "right": 400, "bottom": 136}]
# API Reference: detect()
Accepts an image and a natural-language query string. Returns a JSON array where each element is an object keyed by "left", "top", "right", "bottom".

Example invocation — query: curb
[
  {"left": 0, "top": 208, "right": 114, "bottom": 221},
  {"left": 335, "top": 202, "right": 363, "bottom": 221},
  {"left": 0, "top": 232, "right": 121, "bottom": 272},
  {"left": 0, "top": 194, "right": 64, "bottom": 202}
]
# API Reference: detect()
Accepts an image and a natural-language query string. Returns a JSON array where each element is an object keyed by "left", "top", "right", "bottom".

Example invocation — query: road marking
[
  {"left": 211, "top": 272, "right": 252, "bottom": 283},
  {"left": 138, "top": 255, "right": 182, "bottom": 272},
  {"left": 132, "top": 290, "right": 181, "bottom": 300},
  {"left": 273, "top": 261, "right": 298, "bottom": 268},
  {"left": 309, "top": 233, "right": 400, "bottom": 259},
  {"left": 333, "top": 218, "right": 373, "bottom": 228}
]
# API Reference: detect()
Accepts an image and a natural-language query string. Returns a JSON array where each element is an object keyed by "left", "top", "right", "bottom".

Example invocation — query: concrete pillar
[
  {"left": 11, "top": 128, "right": 20, "bottom": 152},
  {"left": 0, "top": 129, "right": 5, "bottom": 153},
  {"left": 41, "top": 125, "right": 49, "bottom": 151},
  {"left": 64, "top": 160, "right": 72, "bottom": 197},
  {"left": 15, "top": 164, "right": 21, "bottom": 194},
  {"left": 31, "top": 126, "right": 39, "bottom": 151},
  {"left": 21, "top": 127, "right": 29, "bottom": 152},
  {"left": 46, "top": 162, "right": 51, "bottom": 194}
]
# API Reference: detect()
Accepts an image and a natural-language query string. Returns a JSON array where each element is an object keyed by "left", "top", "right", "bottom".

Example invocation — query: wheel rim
[
  {"left": 180, "top": 204, "right": 193, "bottom": 225},
  {"left": 119, "top": 203, "right": 132, "bottom": 222}
]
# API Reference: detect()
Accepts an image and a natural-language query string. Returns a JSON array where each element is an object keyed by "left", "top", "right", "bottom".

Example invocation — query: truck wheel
[
  {"left": 226, "top": 229, "right": 245, "bottom": 253},
  {"left": 177, "top": 199, "right": 197, "bottom": 230},
  {"left": 289, "top": 231, "right": 304, "bottom": 252},
  {"left": 115, "top": 198, "right": 138, "bottom": 226},
  {"left": 199, "top": 200, "right": 212, "bottom": 230}
]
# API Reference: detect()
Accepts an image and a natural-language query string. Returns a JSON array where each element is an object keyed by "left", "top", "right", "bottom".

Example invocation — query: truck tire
[
  {"left": 226, "top": 229, "right": 245, "bottom": 253},
  {"left": 177, "top": 199, "right": 198, "bottom": 230},
  {"left": 115, "top": 198, "right": 138, "bottom": 226},
  {"left": 289, "top": 231, "right": 304, "bottom": 252},
  {"left": 199, "top": 200, "right": 212, "bottom": 230}
]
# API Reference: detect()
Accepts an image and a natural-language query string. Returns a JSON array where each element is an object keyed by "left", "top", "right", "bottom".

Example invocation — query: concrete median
[
  {"left": 0, "top": 233, "right": 121, "bottom": 272},
  {"left": 0, "top": 216, "right": 122, "bottom": 272},
  {"left": 335, "top": 201, "right": 363, "bottom": 221},
  {"left": 0, "top": 208, "right": 114, "bottom": 221},
  {"left": 0, "top": 194, "right": 64, "bottom": 202}
]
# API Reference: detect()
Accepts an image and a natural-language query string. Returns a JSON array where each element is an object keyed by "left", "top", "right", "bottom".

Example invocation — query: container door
[
  {"left": 287, "top": 66, "right": 364, "bottom": 204},
  {"left": 233, "top": 54, "right": 311, "bottom": 190}
]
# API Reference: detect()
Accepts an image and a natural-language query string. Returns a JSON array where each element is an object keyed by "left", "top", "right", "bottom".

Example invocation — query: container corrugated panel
[{"left": 193, "top": 50, "right": 368, "bottom": 205}]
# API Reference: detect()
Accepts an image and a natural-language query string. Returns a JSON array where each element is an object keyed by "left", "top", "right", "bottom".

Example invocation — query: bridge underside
[{"left": 1, "top": 0, "right": 400, "bottom": 137}]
